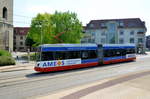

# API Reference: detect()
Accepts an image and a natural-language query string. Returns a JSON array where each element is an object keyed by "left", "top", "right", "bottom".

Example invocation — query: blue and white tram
[{"left": 34, "top": 44, "right": 136, "bottom": 72}]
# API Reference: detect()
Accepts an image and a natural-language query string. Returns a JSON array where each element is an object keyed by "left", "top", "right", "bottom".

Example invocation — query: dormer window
[{"left": 3, "top": 7, "right": 8, "bottom": 19}]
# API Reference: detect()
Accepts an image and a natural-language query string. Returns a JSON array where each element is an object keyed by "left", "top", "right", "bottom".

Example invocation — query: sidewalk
[
  {"left": 0, "top": 62, "right": 35, "bottom": 72},
  {"left": 37, "top": 70, "right": 150, "bottom": 99},
  {"left": 0, "top": 52, "right": 35, "bottom": 72}
]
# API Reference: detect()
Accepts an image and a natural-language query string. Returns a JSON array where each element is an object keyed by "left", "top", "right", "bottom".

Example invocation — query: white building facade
[
  {"left": 81, "top": 18, "right": 147, "bottom": 53},
  {"left": 0, "top": 0, "right": 13, "bottom": 51}
]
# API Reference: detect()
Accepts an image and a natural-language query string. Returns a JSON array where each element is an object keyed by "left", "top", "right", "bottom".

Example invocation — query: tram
[{"left": 34, "top": 44, "right": 136, "bottom": 72}]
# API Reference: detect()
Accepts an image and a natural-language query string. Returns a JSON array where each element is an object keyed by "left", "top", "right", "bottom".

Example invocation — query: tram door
[{"left": 97, "top": 44, "right": 103, "bottom": 64}]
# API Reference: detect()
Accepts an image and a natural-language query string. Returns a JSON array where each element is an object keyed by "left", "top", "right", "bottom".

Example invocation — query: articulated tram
[{"left": 34, "top": 44, "right": 136, "bottom": 72}]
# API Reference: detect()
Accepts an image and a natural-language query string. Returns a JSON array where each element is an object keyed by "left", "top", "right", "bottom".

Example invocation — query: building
[
  {"left": 0, "top": 0, "right": 13, "bottom": 52},
  {"left": 146, "top": 35, "right": 150, "bottom": 50},
  {"left": 82, "top": 18, "right": 147, "bottom": 53},
  {"left": 14, "top": 27, "right": 30, "bottom": 52}
]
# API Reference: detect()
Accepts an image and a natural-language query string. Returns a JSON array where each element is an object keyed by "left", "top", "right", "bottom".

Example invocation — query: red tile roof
[{"left": 14, "top": 27, "right": 30, "bottom": 35}]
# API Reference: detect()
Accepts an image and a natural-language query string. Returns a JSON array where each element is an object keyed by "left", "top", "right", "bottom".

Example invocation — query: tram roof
[
  {"left": 103, "top": 44, "right": 135, "bottom": 47},
  {"left": 39, "top": 44, "right": 98, "bottom": 52},
  {"left": 40, "top": 44, "right": 135, "bottom": 47},
  {"left": 103, "top": 44, "right": 136, "bottom": 49},
  {"left": 38, "top": 44, "right": 135, "bottom": 52},
  {"left": 40, "top": 44, "right": 97, "bottom": 48}
]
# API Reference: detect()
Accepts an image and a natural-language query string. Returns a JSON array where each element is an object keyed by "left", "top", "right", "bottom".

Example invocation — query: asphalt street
[{"left": 0, "top": 55, "right": 150, "bottom": 99}]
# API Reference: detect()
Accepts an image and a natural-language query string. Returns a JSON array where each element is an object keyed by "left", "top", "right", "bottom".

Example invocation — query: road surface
[{"left": 0, "top": 54, "right": 150, "bottom": 99}]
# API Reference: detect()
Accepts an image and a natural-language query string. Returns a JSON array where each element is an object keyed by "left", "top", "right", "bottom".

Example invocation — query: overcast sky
[{"left": 14, "top": 0, "right": 150, "bottom": 35}]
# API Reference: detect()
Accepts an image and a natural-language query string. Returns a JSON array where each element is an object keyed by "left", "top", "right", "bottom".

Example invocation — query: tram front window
[
  {"left": 36, "top": 51, "right": 54, "bottom": 61},
  {"left": 36, "top": 52, "right": 41, "bottom": 61}
]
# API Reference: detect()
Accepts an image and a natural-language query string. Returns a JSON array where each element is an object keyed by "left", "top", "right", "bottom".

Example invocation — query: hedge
[
  {"left": 0, "top": 50, "right": 11, "bottom": 57},
  {"left": 0, "top": 56, "right": 15, "bottom": 66},
  {"left": 0, "top": 50, "right": 15, "bottom": 66}
]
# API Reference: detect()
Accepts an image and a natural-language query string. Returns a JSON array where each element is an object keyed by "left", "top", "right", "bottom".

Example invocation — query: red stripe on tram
[
  {"left": 103, "top": 57, "right": 136, "bottom": 64},
  {"left": 34, "top": 62, "right": 99, "bottom": 72}
]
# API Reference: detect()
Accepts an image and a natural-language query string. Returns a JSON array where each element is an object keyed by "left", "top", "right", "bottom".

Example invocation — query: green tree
[
  {"left": 25, "top": 35, "right": 36, "bottom": 50},
  {"left": 27, "top": 11, "right": 83, "bottom": 46}
]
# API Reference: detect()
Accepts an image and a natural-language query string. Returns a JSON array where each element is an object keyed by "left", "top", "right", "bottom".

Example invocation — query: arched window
[{"left": 3, "top": 7, "right": 7, "bottom": 19}]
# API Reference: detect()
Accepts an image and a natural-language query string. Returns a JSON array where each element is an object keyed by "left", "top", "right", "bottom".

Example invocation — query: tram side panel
[
  {"left": 35, "top": 46, "right": 99, "bottom": 72},
  {"left": 102, "top": 46, "right": 136, "bottom": 64}
]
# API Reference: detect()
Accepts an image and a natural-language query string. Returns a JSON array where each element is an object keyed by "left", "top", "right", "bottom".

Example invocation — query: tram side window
[
  {"left": 121, "top": 49, "right": 126, "bottom": 56},
  {"left": 88, "top": 50, "right": 97, "bottom": 59},
  {"left": 41, "top": 52, "right": 54, "bottom": 61},
  {"left": 82, "top": 51, "right": 88, "bottom": 59},
  {"left": 104, "top": 50, "right": 108, "bottom": 57},
  {"left": 54, "top": 51, "right": 66, "bottom": 60},
  {"left": 66, "top": 51, "right": 81, "bottom": 59},
  {"left": 81, "top": 50, "right": 97, "bottom": 59},
  {"left": 104, "top": 49, "right": 114, "bottom": 57},
  {"left": 115, "top": 49, "right": 122, "bottom": 56},
  {"left": 104, "top": 49, "right": 121, "bottom": 57},
  {"left": 126, "top": 48, "right": 135, "bottom": 54}
]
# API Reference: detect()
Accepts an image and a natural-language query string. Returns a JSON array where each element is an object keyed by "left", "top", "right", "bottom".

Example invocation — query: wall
[{"left": 0, "top": 0, "right": 13, "bottom": 51}]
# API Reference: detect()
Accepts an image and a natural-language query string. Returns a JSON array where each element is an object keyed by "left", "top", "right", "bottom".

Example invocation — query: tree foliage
[{"left": 27, "top": 11, "right": 83, "bottom": 46}]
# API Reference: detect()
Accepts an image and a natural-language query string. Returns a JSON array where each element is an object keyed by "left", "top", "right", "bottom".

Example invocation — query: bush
[
  {"left": 0, "top": 56, "right": 15, "bottom": 66},
  {"left": 30, "top": 53, "right": 36, "bottom": 61},
  {"left": 0, "top": 50, "right": 11, "bottom": 57},
  {"left": 0, "top": 50, "right": 16, "bottom": 66}
]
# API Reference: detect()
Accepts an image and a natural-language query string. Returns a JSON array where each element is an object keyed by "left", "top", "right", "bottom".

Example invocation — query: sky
[{"left": 14, "top": 0, "right": 150, "bottom": 35}]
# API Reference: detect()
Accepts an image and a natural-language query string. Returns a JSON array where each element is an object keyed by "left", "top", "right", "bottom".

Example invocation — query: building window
[
  {"left": 119, "top": 21, "right": 124, "bottom": 27},
  {"left": 130, "top": 31, "right": 134, "bottom": 35},
  {"left": 138, "top": 38, "right": 143, "bottom": 43},
  {"left": 101, "top": 31, "right": 105, "bottom": 36},
  {"left": 101, "top": 38, "right": 106, "bottom": 43},
  {"left": 20, "top": 30, "right": 24, "bottom": 33},
  {"left": 14, "top": 42, "right": 16, "bottom": 45},
  {"left": 20, "top": 36, "right": 23, "bottom": 40},
  {"left": 101, "top": 23, "right": 106, "bottom": 27},
  {"left": 119, "top": 38, "right": 124, "bottom": 44},
  {"left": 130, "top": 38, "right": 134, "bottom": 43},
  {"left": 91, "top": 32, "right": 95, "bottom": 36},
  {"left": 20, "top": 42, "right": 23, "bottom": 45},
  {"left": 90, "top": 24, "right": 94, "bottom": 28},
  {"left": 120, "top": 30, "right": 124, "bottom": 35},
  {"left": 19, "top": 47, "right": 24, "bottom": 50},
  {"left": 14, "top": 36, "right": 16, "bottom": 39},
  {"left": 3, "top": 7, "right": 7, "bottom": 19}
]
